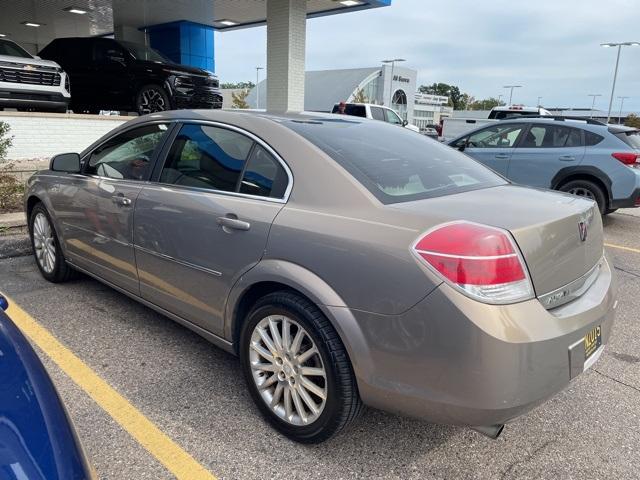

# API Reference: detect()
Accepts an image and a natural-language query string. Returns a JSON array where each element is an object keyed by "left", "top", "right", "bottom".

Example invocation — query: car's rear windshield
[
  {"left": 286, "top": 117, "right": 506, "bottom": 204},
  {"left": 614, "top": 130, "right": 640, "bottom": 149},
  {"left": 331, "top": 104, "right": 366, "bottom": 117}
]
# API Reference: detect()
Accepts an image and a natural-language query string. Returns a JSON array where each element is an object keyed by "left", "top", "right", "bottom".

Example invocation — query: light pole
[
  {"left": 537, "top": 96, "right": 542, "bottom": 107},
  {"left": 617, "top": 96, "right": 629, "bottom": 124},
  {"left": 498, "top": 94, "right": 503, "bottom": 105},
  {"left": 503, "top": 85, "right": 522, "bottom": 105},
  {"left": 255, "top": 66, "right": 263, "bottom": 109},
  {"left": 381, "top": 58, "right": 405, "bottom": 107},
  {"left": 587, "top": 94, "right": 602, "bottom": 118},
  {"left": 601, "top": 42, "right": 639, "bottom": 123}
]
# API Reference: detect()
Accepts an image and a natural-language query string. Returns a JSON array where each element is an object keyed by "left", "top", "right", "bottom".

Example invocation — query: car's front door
[
  {"left": 507, "top": 123, "right": 586, "bottom": 188},
  {"left": 461, "top": 123, "right": 526, "bottom": 176},
  {"left": 59, "top": 123, "right": 171, "bottom": 293},
  {"left": 134, "top": 123, "right": 290, "bottom": 336}
]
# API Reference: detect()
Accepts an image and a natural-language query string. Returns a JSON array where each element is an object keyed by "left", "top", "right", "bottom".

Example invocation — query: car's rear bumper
[
  {"left": 331, "top": 254, "right": 617, "bottom": 426},
  {"left": 611, "top": 186, "right": 640, "bottom": 209}
]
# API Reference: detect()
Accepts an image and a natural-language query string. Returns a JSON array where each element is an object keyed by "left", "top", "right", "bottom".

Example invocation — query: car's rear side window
[
  {"left": 286, "top": 117, "right": 505, "bottom": 204},
  {"left": 585, "top": 131, "right": 604, "bottom": 146},
  {"left": 615, "top": 130, "right": 640, "bottom": 149}
]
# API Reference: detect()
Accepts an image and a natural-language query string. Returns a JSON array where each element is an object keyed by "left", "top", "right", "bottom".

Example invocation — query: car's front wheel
[
  {"left": 559, "top": 179, "right": 606, "bottom": 214},
  {"left": 240, "top": 291, "right": 363, "bottom": 443},
  {"left": 29, "top": 203, "right": 75, "bottom": 282},
  {"left": 136, "top": 84, "right": 170, "bottom": 115}
]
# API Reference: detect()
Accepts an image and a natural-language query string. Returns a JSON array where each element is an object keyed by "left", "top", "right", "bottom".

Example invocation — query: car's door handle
[
  {"left": 217, "top": 215, "right": 251, "bottom": 232},
  {"left": 559, "top": 155, "right": 575, "bottom": 161},
  {"left": 495, "top": 153, "right": 510, "bottom": 159},
  {"left": 112, "top": 195, "right": 132, "bottom": 206}
]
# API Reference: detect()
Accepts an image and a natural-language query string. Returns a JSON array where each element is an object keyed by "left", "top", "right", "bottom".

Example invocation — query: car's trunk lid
[{"left": 388, "top": 185, "right": 603, "bottom": 297}]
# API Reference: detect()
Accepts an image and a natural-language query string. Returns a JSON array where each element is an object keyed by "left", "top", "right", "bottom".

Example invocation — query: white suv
[
  {"left": 0, "top": 38, "right": 70, "bottom": 112},
  {"left": 332, "top": 102, "right": 420, "bottom": 132}
]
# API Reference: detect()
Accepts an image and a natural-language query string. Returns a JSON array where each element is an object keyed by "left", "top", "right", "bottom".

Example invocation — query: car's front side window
[
  {"left": 385, "top": 109, "right": 403, "bottom": 125},
  {"left": 468, "top": 124, "right": 524, "bottom": 148},
  {"left": 159, "top": 124, "right": 254, "bottom": 193},
  {"left": 86, "top": 124, "right": 169, "bottom": 180}
]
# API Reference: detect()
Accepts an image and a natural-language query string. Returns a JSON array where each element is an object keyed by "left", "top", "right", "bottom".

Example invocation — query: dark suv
[{"left": 39, "top": 37, "right": 222, "bottom": 115}]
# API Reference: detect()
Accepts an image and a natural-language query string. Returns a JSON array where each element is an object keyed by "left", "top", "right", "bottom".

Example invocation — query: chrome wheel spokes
[
  {"left": 33, "top": 212, "right": 56, "bottom": 273},
  {"left": 249, "top": 315, "right": 327, "bottom": 426},
  {"left": 139, "top": 88, "right": 167, "bottom": 114},
  {"left": 568, "top": 187, "right": 595, "bottom": 200}
]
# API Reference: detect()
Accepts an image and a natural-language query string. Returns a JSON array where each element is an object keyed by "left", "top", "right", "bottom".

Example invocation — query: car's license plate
[{"left": 584, "top": 325, "right": 602, "bottom": 363}]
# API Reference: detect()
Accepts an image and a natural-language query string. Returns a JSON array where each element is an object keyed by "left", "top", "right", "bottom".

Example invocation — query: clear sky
[{"left": 214, "top": 0, "right": 640, "bottom": 112}]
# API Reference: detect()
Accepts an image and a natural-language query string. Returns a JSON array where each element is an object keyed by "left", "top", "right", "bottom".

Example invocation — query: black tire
[
  {"left": 239, "top": 291, "right": 363, "bottom": 443},
  {"left": 29, "top": 203, "right": 76, "bottom": 283},
  {"left": 136, "top": 84, "right": 171, "bottom": 115},
  {"left": 558, "top": 179, "right": 606, "bottom": 214}
]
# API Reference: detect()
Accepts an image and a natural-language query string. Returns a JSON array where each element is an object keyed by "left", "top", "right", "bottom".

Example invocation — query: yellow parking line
[
  {"left": 605, "top": 243, "right": 640, "bottom": 254},
  {"left": 3, "top": 295, "right": 217, "bottom": 480}
]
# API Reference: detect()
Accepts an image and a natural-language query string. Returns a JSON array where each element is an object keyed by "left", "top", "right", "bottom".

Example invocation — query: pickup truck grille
[{"left": 0, "top": 66, "right": 61, "bottom": 86}]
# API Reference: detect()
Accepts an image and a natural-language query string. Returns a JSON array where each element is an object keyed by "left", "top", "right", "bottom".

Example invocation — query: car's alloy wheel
[
  {"left": 137, "top": 86, "right": 169, "bottom": 115},
  {"left": 566, "top": 186, "right": 595, "bottom": 201},
  {"left": 29, "top": 203, "right": 76, "bottom": 283},
  {"left": 240, "top": 291, "right": 364, "bottom": 443},
  {"left": 559, "top": 179, "right": 606, "bottom": 214},
  {"left": 33, "top": 212, "right": 56, "bottom": 274},
  {"left": 249, "top": 314, "right": 327, "bottom": 426}
]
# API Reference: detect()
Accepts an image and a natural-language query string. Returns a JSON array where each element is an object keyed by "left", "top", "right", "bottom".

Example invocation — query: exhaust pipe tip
[{"left": 471, "top": 424, "right": 505, "bottom": 439}]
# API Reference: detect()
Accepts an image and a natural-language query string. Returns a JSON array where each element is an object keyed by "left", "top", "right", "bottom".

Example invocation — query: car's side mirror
[
  {"left": 402, "top": 119, "right": 408, "bottom": 127},
  {"left": 50, "top": 153, "right": 81, "bottom": 173}
]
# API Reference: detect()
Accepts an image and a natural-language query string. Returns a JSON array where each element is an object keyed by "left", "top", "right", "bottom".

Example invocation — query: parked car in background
[
  {"left": 0, "top": 38, "right": 70, "bottom": 113},
  {"left": 39, "top": 37, "right": 222, "bottom": 115},
  {"left": 25, "top": 110, "right": 615, "bottom": 443},
  {"left": 0, "top": 295, "right": 94, "bottom": 479},
  {"left": 449, "top": 117, "right": 640, "bottom": 214},
  {"left": 331, "top": 102, "right": 420, "bottom": 132},
  {"left": 442, "top": 105, "right": 552, "bottom": 142},
  {"left": 420, "top": 125, "right": 438, "bottom": 137}
]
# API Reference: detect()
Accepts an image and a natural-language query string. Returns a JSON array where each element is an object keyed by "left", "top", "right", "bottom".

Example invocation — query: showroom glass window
[
  {"left": 86, "top": 124, "right": 169, "bottom": 180},
  {"left": 521, "top": 125, "right": 583, "bottom": 148},
  {"left": 467, "top": 124, "right": 525, "bottom": 148},
  {"left": 160, "top": 124, "right": 287, "bottom": 199}
]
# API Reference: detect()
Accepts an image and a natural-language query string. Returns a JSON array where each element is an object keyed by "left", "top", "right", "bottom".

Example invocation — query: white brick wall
[
  {"left": 0, "top": 112, "right": 129, "bottom": 160},
  {"left": 267, "top": 0, "right": 307, "bottom": 112}
]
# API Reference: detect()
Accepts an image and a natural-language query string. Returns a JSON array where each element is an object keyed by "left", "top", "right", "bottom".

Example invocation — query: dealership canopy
[{"left": 0, "top": 0, "right": 392, "bottom": 111}]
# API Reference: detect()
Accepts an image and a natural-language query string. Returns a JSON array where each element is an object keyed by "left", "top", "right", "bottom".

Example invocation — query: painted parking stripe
[
  {"left": 3, "top": 295, "right": 217, "bottom": 480},
  {"left": 605, "top": 243, "right": 640, "bottom": 254}
]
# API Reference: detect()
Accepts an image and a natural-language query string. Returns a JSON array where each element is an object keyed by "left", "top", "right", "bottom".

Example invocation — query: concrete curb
[{"left": 0, "top": 233, "right": 31, "bottom": 259}]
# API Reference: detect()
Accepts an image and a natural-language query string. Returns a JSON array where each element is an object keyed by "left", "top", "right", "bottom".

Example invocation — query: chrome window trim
[{"left": 539, "top": 257, "right": 603, "bottom": 310}]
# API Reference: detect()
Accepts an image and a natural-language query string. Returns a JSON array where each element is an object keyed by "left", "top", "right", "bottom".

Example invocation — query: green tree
[
  {"left": 221, "top": 81, "right": 255, "bottom": 89},
  {"left": 0, "top": 122, "right": 12, "bottom": 164},
  {"left": 231, "top": 89, "right": 250, "bottom": 109},
  {"left": 624, "top": 113, "right": 640, "bottom": 128},
  {"left": 351, "top": 87, "right": 369, "bottom": 103},
  {"left": 468, "top": 97, "right": 505, "bottom": 110},
  {"left": 418, "top": 83, "right": 470, "bottom": 110}
]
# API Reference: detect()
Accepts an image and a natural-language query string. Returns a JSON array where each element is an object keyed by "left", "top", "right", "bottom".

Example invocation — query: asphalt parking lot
[{"left": 2, "top": 211, "right": 640, "bottom": 480}]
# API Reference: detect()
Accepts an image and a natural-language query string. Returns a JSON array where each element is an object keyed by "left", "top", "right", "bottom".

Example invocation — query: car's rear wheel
[
  {"left": 29, "top": 203, "right": 75, "bottom": 282},
  {"left": 559, "top": 180, "right": 606, "bottom": 214},
  {"left": 136, "top": 84, "right": 170, "bottom": 115},
  {"left": 239, "top": 291, "right": 363, "bottom": 443}
]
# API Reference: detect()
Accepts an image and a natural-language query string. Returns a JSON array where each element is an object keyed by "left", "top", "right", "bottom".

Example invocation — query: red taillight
[
  {"left": 412, "top": 222, "right": 534, "bottom": 304},
  {"left": 612, "top": 152, "right": 639, "bottom": 166}
]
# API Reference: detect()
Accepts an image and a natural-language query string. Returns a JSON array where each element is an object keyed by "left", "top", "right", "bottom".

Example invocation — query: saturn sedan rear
[{"left": 24, "top": 110, "right": 616, "bottom": 443}]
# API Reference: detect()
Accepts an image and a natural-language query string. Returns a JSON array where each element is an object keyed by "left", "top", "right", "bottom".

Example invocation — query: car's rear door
[
  {"left": 58, "top": 123, "right": 171, "bottom": 293},
  {"left": 133, "top": 122, "right": 290, "bottom": 336},
  {"left": 462, "top": 123, "right": 526, "bottom": 176},
  {"left": 507, "top": 123, "right": 586, "bottom": 188}
]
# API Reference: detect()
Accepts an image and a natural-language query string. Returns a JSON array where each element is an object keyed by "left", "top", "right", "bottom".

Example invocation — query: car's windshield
[
  {"left": 118, "top": 41, "right": 169, "bottom": 63},
  {"left": 615, "top": 130, "right": 640, "bottom": 149},
  {"left": 286, "top": 117, "right": 506, "bottom": 204},
  {"left": 0, "top": 39, "right": 33, "bottom": 59}
]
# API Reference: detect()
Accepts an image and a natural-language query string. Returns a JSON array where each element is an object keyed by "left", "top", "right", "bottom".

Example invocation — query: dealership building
[
  {"left": 246, "top": 64, "right": 417, "bottom": 122},
  {"left": 0, "top": 0, "right": 393, "bottom": 159}
]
